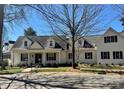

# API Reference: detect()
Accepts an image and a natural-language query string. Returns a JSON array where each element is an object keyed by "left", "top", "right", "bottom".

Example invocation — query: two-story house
[{"left": 10, "top": 27, "right": 124, "bottom": 66}]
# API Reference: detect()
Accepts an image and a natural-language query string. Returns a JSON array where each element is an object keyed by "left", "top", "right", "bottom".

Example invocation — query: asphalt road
[{"left": 0, "top": 72, "right": 124, "bottom": 89}]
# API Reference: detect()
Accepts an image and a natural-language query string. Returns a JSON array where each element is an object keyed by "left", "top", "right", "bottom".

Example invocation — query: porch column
[
  {"left": 42, "top": 51, "right": 46, "bottom": 66},
  {"left": 28, "top": 53, "right": 30, "bottom": 66},
  {"left": 58, "top": 51, "right": 61, "bottom": 64},
  {"left": 11, "top": 51, "right": 14, "bottom": 66}
]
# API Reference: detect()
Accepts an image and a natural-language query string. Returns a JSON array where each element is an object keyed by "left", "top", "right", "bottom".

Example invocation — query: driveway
[{"left": 0, "top": 72, "right": 124, "bottom": 89}]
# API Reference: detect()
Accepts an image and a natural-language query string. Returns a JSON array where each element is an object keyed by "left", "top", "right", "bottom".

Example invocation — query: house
[
  {"left": 2, "top": 41, "right": 15, "bottom": 65},
  {"left": 10, "top": 27, "right": 124, "bottom": 66}
]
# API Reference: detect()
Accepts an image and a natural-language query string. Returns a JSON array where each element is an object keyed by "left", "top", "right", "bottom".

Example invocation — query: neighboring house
[
  {"left": 3, "top": 41, "right": 15, "bottom": 65},
  {"left": 10, "top": 27, "right": 124, "bottom": 66}
]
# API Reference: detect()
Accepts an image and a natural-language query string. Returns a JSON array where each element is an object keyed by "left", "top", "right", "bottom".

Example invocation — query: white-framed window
[
  {"left": 85, "top": 52, "right": 92, "bottom": 59},
  {"left": 68, "top": 53, "right": 72, "bottom": 59},
  {"left": 24, "top": 41, "right": 28, "bottom": 47},
  {"left": 101, "top": 52, "right": 110, "bottom": 59},
  {"left": 46, "top": 53, "right": 56, "bottom": 61},
  {"left": 104, "top": 36, "right": 117, "bottom": 43},
  {"left": 113, "top": 51, "right": 123, "bottom": 59},
  {"left": 50, "top": 41, "right": 53, "bottom": 46},
  {"left": 21, "top": 54, "right": 28, "bottom": 61}
]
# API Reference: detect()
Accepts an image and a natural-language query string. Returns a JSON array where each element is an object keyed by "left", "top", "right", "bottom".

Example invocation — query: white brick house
[{"left": 10, "top": 27, "right": 124, "bottom": 66}]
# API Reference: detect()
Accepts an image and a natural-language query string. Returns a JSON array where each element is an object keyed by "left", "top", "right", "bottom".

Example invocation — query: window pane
[
  {"left": 85, "top": 52, "right": 92, "bottom": 59},
  {"left": 21, "top": 54, "right": 28, "bottom": 61},
  {"left": 104, "top": 37, "right": 107, "bottom": 43},
  {"left": 68, "top": 53, "right": 72, "bottom": 59},
  {"left": 24, "top": 41, "right": 27, "bottom": 46},
  {"left": 101, "top": 52, "right": 110, "bottom": 59},
  {"left": 113, "top": 51, "right": 123, "bottom": 59},
  {"left": 104, "top": 36, "right": 117, "bottom": 43},
  {"left": 46, "top": 53, "right": 56, "bottom": 61}
]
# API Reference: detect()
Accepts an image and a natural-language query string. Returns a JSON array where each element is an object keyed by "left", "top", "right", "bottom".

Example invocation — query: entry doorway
[{"left": 35, "top": 54, "right": 42, "bottom": 65}]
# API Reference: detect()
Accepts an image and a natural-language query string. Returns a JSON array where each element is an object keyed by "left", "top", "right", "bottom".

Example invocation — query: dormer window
[
  {"left": 24, "top": 41, "right": 28, "bottom": 47},
  {"left": 50, "top": 41, "right": 53, "bottom": 47}
]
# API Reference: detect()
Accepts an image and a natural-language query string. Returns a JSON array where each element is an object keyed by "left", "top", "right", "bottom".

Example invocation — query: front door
[{"left": 35, "top": 54, "right": 42, "bottom": 65}]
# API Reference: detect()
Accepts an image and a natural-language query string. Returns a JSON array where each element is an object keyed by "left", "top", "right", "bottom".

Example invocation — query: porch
[
  {"left": 20, "top": 52, "right": 61, "bottom": 67},
  {"left": 12, "top": 49, "right": 61, "bottom": 66}
]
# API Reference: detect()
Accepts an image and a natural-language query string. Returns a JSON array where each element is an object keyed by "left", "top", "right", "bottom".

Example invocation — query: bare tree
[
  {"left": 112, "top": 5, "right": 124, "bottom": 30},
  {"left": 29, "top": 4, "right": 105, "bottom": 69},
  {"left": 0, "top": 4, "right": 27, "bottom": 70}
]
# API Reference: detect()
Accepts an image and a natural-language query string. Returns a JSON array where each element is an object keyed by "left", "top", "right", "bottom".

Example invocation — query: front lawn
[
  {"left": 79, "top": 64, "right": 124, "bottom": 74},
  {"left": 0, "top": 67, "right": 23, "bottom": 74},
  {"left": 1, "top": 64, "right": 124, "bottom": 75},
  {"left": 30, "top": 67, "right": 74, "bottom": 73}
]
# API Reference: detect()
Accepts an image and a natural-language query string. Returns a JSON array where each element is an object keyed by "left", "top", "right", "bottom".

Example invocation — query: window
[
  {"left": 46, "top": 53, "right": 56, "bottom": 61},
  {"left": 85, "top": 52, "right": 92, "bottom": 59},
  {"left": 104, "top": 36, "right": 117, "bottom": 43},
  {"left": 50, "top": 41, "right": 53, "bottom": 46},
  {"left": 83, "top": 40, "right": 94, "bottom": 48},
  {"left": 24, "top": 41, "right": 28, "bottom": 47},
  {"left": 21, "top": 54, "right": 28, "bottom": 61},
  {"left": 101, "top": 52, "right": 110, "bottom": 59},
  {"left": 68, "top": 53, "right": 72, "bottom": 59},
  {"left": 113, "top": 51, "right": 123, "bottom": 59}
]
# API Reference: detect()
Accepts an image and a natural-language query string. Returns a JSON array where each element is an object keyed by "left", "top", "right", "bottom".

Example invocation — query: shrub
[
  {"left": 105, "top": 64, "right": 108, "bottom": 66},
  {"left": 119, "top": 63, "right": 123, "bottom": 66},
  {"left": 97, "top": 71, "right": 106, "bottom": 74},
  {"left": 90, "top": 63, "right": 95, "bottom": 67},
  {"left": 0, "top": 60, "right": 8, "bottom": 70},
  {"left": 111, "top": 63, "right": 114, "bottom": 66},
  {"left": 17, "top": 63, "right": 27, "bottom": 68},
  {"left": 0, "top": 60, "right": 8, "bottom": 66}
]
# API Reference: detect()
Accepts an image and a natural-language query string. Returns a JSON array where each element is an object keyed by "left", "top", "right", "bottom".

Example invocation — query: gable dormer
[
  {"left": 47, "top": 38, "right": 55, "bottom": 48},
  {"left": 20, "top": 37, "right": 32, "bottom": 49}
]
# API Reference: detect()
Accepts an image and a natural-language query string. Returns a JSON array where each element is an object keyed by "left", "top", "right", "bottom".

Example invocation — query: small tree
[{"left": 24, "top": 27, "right": 37, "bottom": 36}]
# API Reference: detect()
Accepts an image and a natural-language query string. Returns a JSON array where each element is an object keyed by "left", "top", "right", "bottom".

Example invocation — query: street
[{"left": 0, "top": 72, "right": 124, "bottom": 89}]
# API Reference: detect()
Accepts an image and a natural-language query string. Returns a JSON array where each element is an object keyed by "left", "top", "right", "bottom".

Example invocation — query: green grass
[
  {"left": 79, "top": 64, "right": 124, "bottom": 70},
  {"left": 0, "top": 67, "right": 23, "bottom": 74},
  {"left": 30, "top": 67, "right": 72, "bottom": 73}
]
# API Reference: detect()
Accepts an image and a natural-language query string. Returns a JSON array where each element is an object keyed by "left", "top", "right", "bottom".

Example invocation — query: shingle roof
[
  {"left": 12, "top": 36, "right": 68, "bottom": 50},
  {"left": 84, "top": 35, "right": 101, "bottom": 45}
]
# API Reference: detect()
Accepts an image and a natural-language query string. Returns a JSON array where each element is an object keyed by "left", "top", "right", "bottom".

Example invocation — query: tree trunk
[
  {"left": 72, "top": 5, "right": 76, "bottom": 69},
  {"left": 72, "top": 36, "right": 76, "bottom": 69},
  {"left": 0, "top": 5, "right": 4, "bottom": 70}
]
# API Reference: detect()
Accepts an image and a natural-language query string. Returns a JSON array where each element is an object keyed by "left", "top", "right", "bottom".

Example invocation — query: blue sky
[{"left": 6, "top": 4, "right": 124, "bottom": 41}]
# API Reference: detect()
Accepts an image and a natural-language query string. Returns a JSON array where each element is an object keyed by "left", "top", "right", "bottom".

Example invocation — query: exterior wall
[
  {"left": 97, "top": 30, "right": 124, "bottom": 65},
  {"left": 78, "top": 50, "right": 97, "bottom": 64},
  {"left": 60, "top": 51, "right": 67, "bottom": 64},
  {"left": 66, "top": 49, "right": 97, "bottom": 64},
  {"left": 12, "top": 52, "right": 21, "bottom": 66}
]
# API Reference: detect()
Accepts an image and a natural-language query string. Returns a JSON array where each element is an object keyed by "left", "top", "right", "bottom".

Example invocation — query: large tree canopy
[{"left": 29, "top": 4, "right": 107, "bottom": 68}]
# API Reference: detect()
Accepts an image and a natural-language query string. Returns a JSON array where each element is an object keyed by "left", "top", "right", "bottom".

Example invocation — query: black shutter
[
  {"left": 54, "top": 53, "right": 56, "bottom": 60},
  {"left": 21, "top": 54, "right": 22, "bottom": 61}
]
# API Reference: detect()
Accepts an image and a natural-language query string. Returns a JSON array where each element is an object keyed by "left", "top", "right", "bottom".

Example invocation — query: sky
[{"left": 5, "top": 4, "right": 124, "bottom": 42}]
